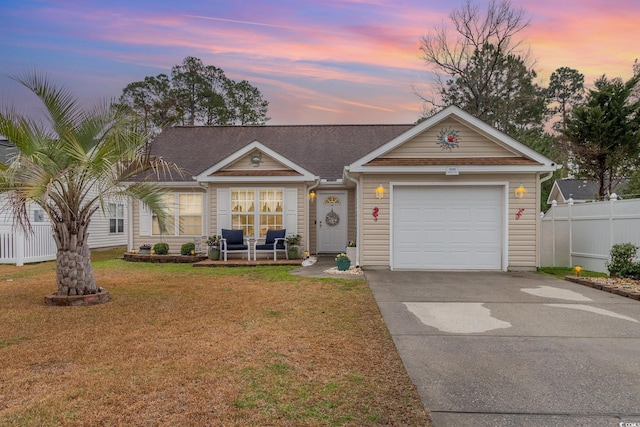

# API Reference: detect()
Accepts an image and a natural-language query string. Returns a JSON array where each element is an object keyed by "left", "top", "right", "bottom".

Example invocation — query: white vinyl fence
[
  {"left": 0, "top": 223, "right": 57, "bottom": 266},
  {"left": 541, "top": 197, "right": 640, "bottom": 273}
]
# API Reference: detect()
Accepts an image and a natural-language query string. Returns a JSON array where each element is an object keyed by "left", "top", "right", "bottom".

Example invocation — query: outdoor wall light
[
  {"left": 309, "top": 190, "right": 316, "bottom": 203},
  {"left": 375, "top": 184, "right": 385, "bottom": 199},
  {"left": 515, "top": 183, "right": 526, "bottom": 199}
]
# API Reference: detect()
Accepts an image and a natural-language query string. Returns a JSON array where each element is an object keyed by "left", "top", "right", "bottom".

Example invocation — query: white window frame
[
  {"left": 231, "top": 188, "right": 285, "bottom": 238},
  {"left": 108, "top": 203, "right": 125, "bottom": 234},
  {"left": 152, "top": 193, "right": 204, "bottom": 236}
]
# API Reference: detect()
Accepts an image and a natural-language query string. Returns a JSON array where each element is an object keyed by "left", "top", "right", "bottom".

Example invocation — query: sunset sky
[{"left": 1, "top": 0, "right": 638, "bottom": 125}]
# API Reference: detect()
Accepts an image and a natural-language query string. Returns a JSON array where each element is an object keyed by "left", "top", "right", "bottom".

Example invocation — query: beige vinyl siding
[
  {"left": 347, "top": 188, "right": 356, "bottom": 245},
  {"left": 381, "top": 118, "right": 519, "bottom": 159},
  {"left": 88, "top": 198, "right": 128, "bottom": 249},
  {"left": 508, "top": 175, "right": 538, "bottom": 268},
  {"left": 223, "top": 152, "right": 288, "bottom": 171},
  {"left": 132, "top": 187, "right": 206, "bottom": 254},
  {"left": 552, "top": 192, "right": 565, "bottom": 204},
  {"left": 360, "top": 173, "right": 539, "bottom": 269},
  {"left": 361, "top": 178, "right": 391, "bottom": 267}
]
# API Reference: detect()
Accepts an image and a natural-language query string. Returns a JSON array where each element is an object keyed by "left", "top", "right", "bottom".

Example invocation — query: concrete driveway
[{"left": 365, "top": 270, "right": 640, "bottom": 427}]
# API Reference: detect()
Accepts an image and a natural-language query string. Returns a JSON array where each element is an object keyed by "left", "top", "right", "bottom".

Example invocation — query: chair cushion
[
  {"left": 226, "top": 243, "right": 248, "bottom": 251},
  {"left": 264, "top": 229, "right": 286, "bottom": 244},
  {"left": 222, "top": 229, "right": 243, "bottom": 245}
]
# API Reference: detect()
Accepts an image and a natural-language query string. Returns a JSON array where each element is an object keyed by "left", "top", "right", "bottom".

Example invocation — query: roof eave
[
  {"left": 348, "top": 165, "right": 559, "bottom": 174},
  {"left": 196, "top": 175, "right": 317, "bottom": 183}
]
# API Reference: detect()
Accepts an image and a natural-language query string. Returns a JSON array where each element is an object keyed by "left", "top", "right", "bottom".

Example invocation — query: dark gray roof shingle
[
  {"left": 555, "top": 178, "right": 628, "bottom": 201},
  {"left": 148, "top": 124, "right": 414, "bottom": 181}
]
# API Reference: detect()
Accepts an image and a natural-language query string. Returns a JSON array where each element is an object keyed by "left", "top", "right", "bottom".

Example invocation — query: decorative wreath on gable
[
  {"left": 325, "top": 209, "right": 339, "bottom": 226},
  {"left": 436, "top": 127, "right": 461, "bottom": 151}
]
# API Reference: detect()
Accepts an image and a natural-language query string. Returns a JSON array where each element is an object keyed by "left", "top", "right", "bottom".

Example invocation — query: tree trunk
[{"left": 53, "top": 220, "right": 98, "bottom": 296}]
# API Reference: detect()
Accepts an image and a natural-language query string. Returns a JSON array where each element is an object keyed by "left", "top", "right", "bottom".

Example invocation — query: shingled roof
[
  {"left": 548, "top": 178, "right": 629, "bottom": 204},
  {"left": 148, "top": 124, "right": 414, "bottom": 181}
]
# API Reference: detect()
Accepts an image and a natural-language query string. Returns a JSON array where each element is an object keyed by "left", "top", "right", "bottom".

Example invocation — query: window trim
[
  {"left": 152, "top": 192, "right": 204, "bottom": 236},
  {"left": 231, "top": 187, "right": 285, "bottom": 238},
  {"left": 108, "top": 202, "right": 125, "bottom": 234}
]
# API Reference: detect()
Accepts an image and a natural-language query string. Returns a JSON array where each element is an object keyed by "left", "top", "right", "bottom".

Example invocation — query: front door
[{"left": 316, "top": 191, "right": 348, "bottom": 253}]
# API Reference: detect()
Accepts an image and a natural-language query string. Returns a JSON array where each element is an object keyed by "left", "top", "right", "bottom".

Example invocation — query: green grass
[{"left": 538, "top": 266, "right": 608, "bottom": 280}]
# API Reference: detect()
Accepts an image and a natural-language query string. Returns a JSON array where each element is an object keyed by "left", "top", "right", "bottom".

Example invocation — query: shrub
[
  {"left": 153, "top": 242, "right": 169, "bottom": 255},
  {"left": 621, "top": 262, "right": 640, "bottom": 279},
  {"left": 606, "top": 243, "right": 639, "bottom": 277},
  {"left": 181, "top": 242, "right": 195, "bottom": 255}
]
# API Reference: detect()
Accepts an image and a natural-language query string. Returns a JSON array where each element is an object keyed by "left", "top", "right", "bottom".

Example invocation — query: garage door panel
[{"left": 393, "top": 186, "right": 503, "bottom": 270}]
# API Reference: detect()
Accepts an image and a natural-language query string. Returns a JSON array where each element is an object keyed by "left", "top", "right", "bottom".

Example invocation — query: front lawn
[
  {"left": 0, "top": 248, "right": 429, "bottom": 426},
  {"left": 538, "top": 266, "right": 609, "bottom": 280}
]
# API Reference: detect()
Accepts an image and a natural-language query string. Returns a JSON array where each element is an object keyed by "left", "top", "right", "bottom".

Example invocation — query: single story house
[
  {"left": 547, "top": 178, "right": 629, "bottom": 205},
  {"left": 0, "top": 138, "right": 129, "bottom": 265},
  {"left": 130, "top": 106, "right": 559, "bottom": 271}
]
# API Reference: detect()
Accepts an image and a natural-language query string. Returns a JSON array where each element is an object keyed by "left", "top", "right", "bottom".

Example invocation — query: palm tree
[{"left": 0, "top": 73, "right": 174, "bottom": 297}]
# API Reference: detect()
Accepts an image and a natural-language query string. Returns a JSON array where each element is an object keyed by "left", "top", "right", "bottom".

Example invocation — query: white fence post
[
  {"left": 551, "top": 200, "right": 557, "bottom": 267},
  {"left": 567, "top": 198, "right": 573, "bottom": 268},
  {"left": 609, "top": 193, "right": 616, "bottom": 254},
  {"left": 15, "top": 227, "right": 25, "bottom": 266}
]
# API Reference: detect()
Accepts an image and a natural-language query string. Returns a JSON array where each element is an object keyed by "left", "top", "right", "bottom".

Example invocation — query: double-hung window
[
  {"left": 109, "top": 203, "right": 125, "bottom": 233},
  {"left": 152, "top": 193, "right": 203, "bottom": 236},
  {"left": 231, "top": 189, "right": 283, "bottom": 238}
]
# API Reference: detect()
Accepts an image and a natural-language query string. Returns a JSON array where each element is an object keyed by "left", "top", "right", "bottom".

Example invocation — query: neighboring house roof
[
  {"left": 147, "top": 124, "right": 413, "bottom": 182},
  {"left": 0, "top": 138, "right": 18, "bottom": 166},
  {"left": 546, "top": 178, "right": 629, "bottom": 204}
]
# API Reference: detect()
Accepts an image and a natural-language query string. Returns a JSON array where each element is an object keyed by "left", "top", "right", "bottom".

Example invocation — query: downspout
[
  {"left": 198, "top": 182, "right": 209, "bottom": 237},
  {"left": 343, "top": 167, "right": 360, "bottom": 267},
  {"left": 306, "top": 178, "right": 321, "bottom": 255},
  {"left": 539, "top": 171, "right": 554, "bottom": 184}
]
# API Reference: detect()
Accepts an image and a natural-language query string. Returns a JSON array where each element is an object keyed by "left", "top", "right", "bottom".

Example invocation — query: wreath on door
[{"left": 325, "top": 209, "right": 339, "bottom": 226}]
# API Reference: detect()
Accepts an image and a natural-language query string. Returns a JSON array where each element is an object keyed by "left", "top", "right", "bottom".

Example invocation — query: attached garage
[
  {"left": 392, "top": 185, "right": 505, "bottom": 270},
  {"left": 347, "top": 106, "right": 559, "bottom": 271}
]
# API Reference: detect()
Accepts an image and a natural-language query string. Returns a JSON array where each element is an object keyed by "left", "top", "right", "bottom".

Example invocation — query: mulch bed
[
  {"left": 565, "top": 275, "right": 640, "bottom": 300},
  {"left": 123, "top": 253, "right": 207, "bottom": 263}
]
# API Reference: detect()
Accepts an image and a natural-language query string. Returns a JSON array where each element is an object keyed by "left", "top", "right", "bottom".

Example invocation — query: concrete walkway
[{"left": 365, "top": 270, "right": 640, "bottom": 427}]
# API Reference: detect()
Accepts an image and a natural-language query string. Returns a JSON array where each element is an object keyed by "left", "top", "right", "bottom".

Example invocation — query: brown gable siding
[
  {"left": 366, "top": 157, "right": 541, "bottom": 166},
  {"left": 214, "top": 170, "right": 301, "bottom": 176},
  {"left": 381, "top": 117, "right": 519, "bottom": 159}
]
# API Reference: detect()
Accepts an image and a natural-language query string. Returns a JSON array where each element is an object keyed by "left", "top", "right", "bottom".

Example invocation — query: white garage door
[{"left": 393, "top": 186, "right": 503, "bottom": 270}]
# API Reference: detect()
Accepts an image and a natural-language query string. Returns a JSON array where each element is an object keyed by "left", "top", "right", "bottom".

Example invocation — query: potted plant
[
  {"left": 139, "top": 244, "right": 152, "bottom": 255},
  {"left": 206, "top": 235, "right": 221, "bottom": 260},
  {"left": 346, "top": 241, "right": 356, "bottom": 264},
  {"left": 335, "top": 253, "right": 351, "bottom": 271},
  {"left": 286, "top": 234, "right": 301, "bottom": 259}
]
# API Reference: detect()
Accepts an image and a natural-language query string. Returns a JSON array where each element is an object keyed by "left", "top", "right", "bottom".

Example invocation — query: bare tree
[{"left": 418, "top": 0, "right": 531, "bottom": 115}]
